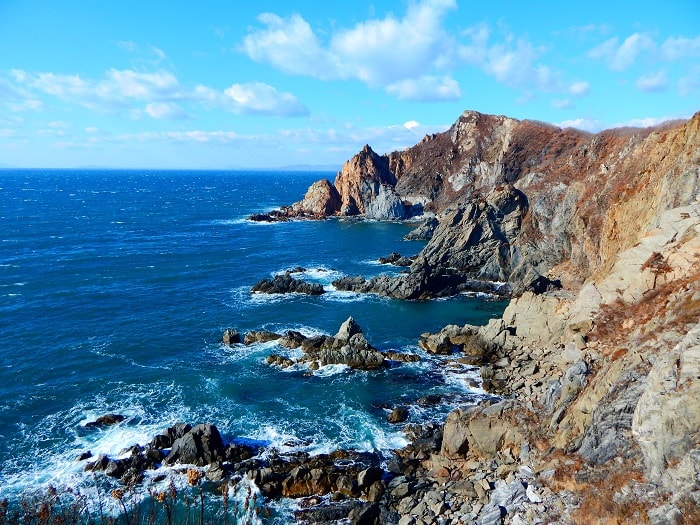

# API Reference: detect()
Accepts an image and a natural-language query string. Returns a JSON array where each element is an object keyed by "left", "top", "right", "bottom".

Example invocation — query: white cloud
[
  {"left": 636, "top": 70, "right": 668, "bottom": 93},
  {"left": 660, "top": 36, "right": 700, "bottom": 60},
  {"left": 404, "top": 120, "right": 420, "bottom": 130},
  {"left": 241, "top": 0, "right": 458, "bottom": 94},
  {"left": 116, "top": 40, "right": 138, "bottom": 52},
  {"left": 242, "top": 13, "right": 334, "bottom": 78},
  {"left": 145, "top": 102, "right": 191, "bottom": 119},
  {"left": 386, "top": 75, "right": 461, "bottom": 102},
  {"left": 223, "top": 82, "right": 309, "bottom": 117},
  {"left": 455, "top": 25, "right": 563, "bottom": 93},
  {"left": 551, "top": 98, "right": 573, "bottom": 109},
  {"left": 8, "top": 68, "right": 307, "bottom": 118},
  {"left": 588, "top": 33, "right": 656, "bottom": 70},
  {"left": 568, "top": 81, "right": 590, "bottom": 96},
  {"left": 612, "top": 116, "right": 683, "bottom": 128},
  {"left": 556, "top": 118, "right": 601, "bottom": 132}
]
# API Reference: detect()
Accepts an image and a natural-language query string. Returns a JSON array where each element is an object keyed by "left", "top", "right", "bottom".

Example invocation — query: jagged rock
[
  {"left": 84, "top": 414, "right": 125, "bottom": 428},
  {"left": 163, "top": 423, "right": 225, "bottom": 467},
  {"left": 387, "top": 407, "right": 409, "bottom": 424},
  {"left": 378, "top": 252, "right": 413, "bottom": 266},
  {"left": 441, "top": 402, "right": 523, "bottom": 460},
  {"left": 317, "top": 343, "right": 385, "bottom": 370},
  {"left": 633, "top": 323, "right": 700, "bottom": 481},
  {"left": 292, "top": 179, "right": 342, "bottom": 217},
  {"left": 266, "top": 354, "right": 295, "bottom": 368},
  {"left": 479, "top": 480, "right": 527, "bottom": 524},
  {"left": 149, "top": 423, "right": 193, "bottom": 449},
  {"left": 404, "top": 217, "right": 439, "bottom": 240},
  {"left": 222, "top": 329, "right": 241, "bottom": 345},
  {"left": 382, "top": 351, "right": 421, "bottom": 362},
  {"left": 250, "top": 273, "right": 324, "bottom": 295},
  {"left": 418, "top": 332, "right": 454, "bottom": 354},
  {"left": 335, "top": 317, "right": 363, "bottom": 341},
  {"left": 334, "top": 144, "right": 397, "bottom": 216},
  {"left": 244, "top": 330, "right": 281, "bottom": 345}
]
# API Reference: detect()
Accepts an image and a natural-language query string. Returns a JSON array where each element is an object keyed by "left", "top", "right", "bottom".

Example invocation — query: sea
[{"left": 0, "top": 169, "right": 505, "bottom": 522}]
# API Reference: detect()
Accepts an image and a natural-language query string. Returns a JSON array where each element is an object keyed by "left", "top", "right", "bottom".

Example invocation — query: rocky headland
[
  {"left": 78, "top": 110, "right": 699, "bottom": 524},
  {"left": 245, "top": 110, "right": 700, "bottom": 523}
]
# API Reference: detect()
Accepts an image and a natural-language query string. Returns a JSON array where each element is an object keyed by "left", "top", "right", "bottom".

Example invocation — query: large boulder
[
  {"left": 163, "top": 423, "right": 225, "bottom": 467},
  {"left": 335, "top": 316, "right": 363, "bottom": 341},
  {"left": 250, "top": 273, "right": 324, "bottom": 295},
  {"left": 441, "top": 401, "right": 524, "bottom": 460},
  {"left": 292, "top": 179, "right": 342, "bottom": 217}
]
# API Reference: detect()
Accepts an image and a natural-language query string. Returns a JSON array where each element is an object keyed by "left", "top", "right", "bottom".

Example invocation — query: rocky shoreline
[{"left": 80, "top": 110, "right": 700, "bottom": 523}]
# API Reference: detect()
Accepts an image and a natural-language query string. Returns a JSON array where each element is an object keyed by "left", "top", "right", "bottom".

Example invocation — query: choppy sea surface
[{"left": 0, "top": 170, "right": 505, "bottom": 519}]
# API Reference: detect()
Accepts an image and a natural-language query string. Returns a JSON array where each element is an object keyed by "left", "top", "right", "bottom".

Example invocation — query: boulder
[
  {"left": 441, "top": 402, "right": 523, "bottom": 460},
  {"left": 335, "top": 317, "right": 364, "bottom": 341},
  {"left": 292, "top": 179, "right": 341, "bottom": 217},
  {"left": 418, "top": 332, "right": 454, "bottom": 354},
  {"left": 222, "top": 329, "right": 241, "bottom": 345},
  {"left": 84, "top": 414, "right": 125, "bottom": 428},
  {"left": 163, "top": 423, "right": 225, "bottom": 467},
  {"left": 250, "top": 273, "right": 325, "bottom": 295},
  {"left": 244, "top": 330, "right": 282, "bottom": 345},
  {"left": 317, "top": 343, "right": 385, "bottom": 370},
  {"left": 387, "top": 407, "right": 410, "bottom": 424}
]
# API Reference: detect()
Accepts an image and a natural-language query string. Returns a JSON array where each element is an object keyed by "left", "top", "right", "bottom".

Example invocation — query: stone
[
  {"left": 335, "top": 316, "right": 363, "bottom": 341},
  {"left": 222, "top": 329, "right": 241, "bottom": 345},
  {"left": 250, "top": 273, "right": 324, "bottom": 295},
  {"left": 84, "top": 414, "right": 125, "bottom": 428},
  {"left": 244, "top": 330, "right": 281, "bottom": 345},
  {"left": 387, "top": 407, "right": 410, "bottom": 424},
  {"left": 404, "top": 217, "right": 439, "bottom": 241},
  {"left": 163, "top": 423, "right": 225, "bottom": 467},
  {"left": 418, "top": 332, "right": 454, "bottom": 354}
]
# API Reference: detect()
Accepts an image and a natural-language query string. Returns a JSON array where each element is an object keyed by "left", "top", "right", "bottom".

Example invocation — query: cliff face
[
  {"left": 281, "top": 109, "right": 700, "bottom": 522},
  {"left": 295, "top": 110, "right": 699, "bottom": 298}
]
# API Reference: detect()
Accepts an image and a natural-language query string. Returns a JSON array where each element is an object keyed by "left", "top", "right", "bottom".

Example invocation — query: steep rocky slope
[
  {"left": 262, "top": 110, "right": 698, "bottom": 301},
  {"left": 258, "top": 112, "right": 700, "bottom": 524},
  {"left": 254, "top": 109, "right": 700, "bottom": 522}
]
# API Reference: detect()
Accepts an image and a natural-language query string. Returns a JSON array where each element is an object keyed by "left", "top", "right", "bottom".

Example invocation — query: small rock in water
[
  {"left": 222, "top": 329, "right": 241, "bottom": 345},
  {"left": 387, "top": 407, "right": 410, "bottom": 424},
  {"left": 84, "top": 414, "right": 126, "bottom": 428}
]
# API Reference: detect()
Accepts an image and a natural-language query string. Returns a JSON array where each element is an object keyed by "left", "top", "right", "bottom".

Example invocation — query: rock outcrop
[
  {"left": 259, "top": 110, "right": 700, "bottom": 301},
  {"left": 250, "top": 272, "right": 325, "bottom": 295}
]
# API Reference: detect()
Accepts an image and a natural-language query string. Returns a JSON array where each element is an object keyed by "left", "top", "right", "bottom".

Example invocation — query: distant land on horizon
[{"left": 0, "top": 164, "right": 341, "bottom": 172}]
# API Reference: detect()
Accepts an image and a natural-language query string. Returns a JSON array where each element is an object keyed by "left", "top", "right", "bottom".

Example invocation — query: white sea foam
[
  {"left": 211, "top": 218, "right": 248, "bottom": 226},
  {"left": 310, "top": 363, "right": 350, "bottom": 377}
]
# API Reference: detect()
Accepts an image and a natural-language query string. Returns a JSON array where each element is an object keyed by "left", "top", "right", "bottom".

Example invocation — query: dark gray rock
[
  {"left": 404, "top": 217, "right": 439, "bottom": 241},
  {"left": 84, "top": 414, "right": 125, "bottom": 428},
  {"left": 251, "top": 273, "right": 325, "bottom": 295},
  {"left": 163, "top": 423, "right": 225, "bottom": 467},
  {"left": 222, "top": 329, "right": 241, "bottom": 345}
]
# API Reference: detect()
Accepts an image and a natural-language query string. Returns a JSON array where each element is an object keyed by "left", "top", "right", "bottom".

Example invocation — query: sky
[{"left": 0, "top": 0, "right": 698, "bottom": 169}]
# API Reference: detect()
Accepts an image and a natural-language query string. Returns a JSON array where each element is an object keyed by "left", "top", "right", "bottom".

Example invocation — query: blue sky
[{"left": 0, "top": 0, "right": 698, "bottom": 169}]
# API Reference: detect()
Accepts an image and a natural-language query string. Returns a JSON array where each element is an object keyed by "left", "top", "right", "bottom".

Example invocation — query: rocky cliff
[
  {"left": 260, "top": 110, "right": 699, "bottom": 300},
  {"left": 255, "top": 109, "right": 700, "bottom": 522}
]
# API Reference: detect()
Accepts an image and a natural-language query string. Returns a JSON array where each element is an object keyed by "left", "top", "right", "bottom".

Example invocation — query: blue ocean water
[{"left": 0, "top": 170, "right": 504, "bottom": 510}]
